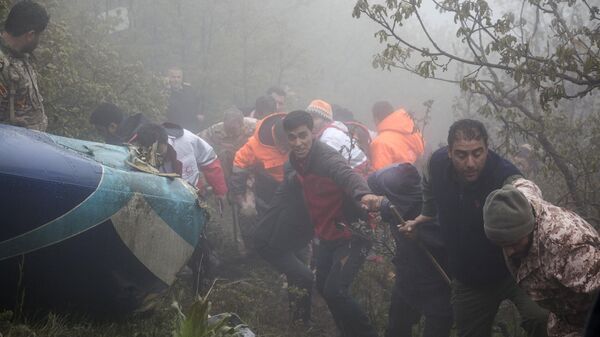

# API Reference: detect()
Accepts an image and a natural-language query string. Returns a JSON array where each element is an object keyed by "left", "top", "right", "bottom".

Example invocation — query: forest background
[
  {"left": 0, "top": 0, "right": 595, "bottom": 224},
  {"left": 0, "top": 0, "right": 598, "bottom": 336}
]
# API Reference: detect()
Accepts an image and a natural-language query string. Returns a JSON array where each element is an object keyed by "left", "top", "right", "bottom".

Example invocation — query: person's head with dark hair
[
  {"left": 266, "top": 86, "right": 286, "bottom": 110},
  {"left": 332, "top": 104, "right": 355, "bottom": 122},
  {"left": 372, "top": 101, "right": 395, "bottom": 125},
  {"left": 254, "top": 95, "right": 277, "bottom": 119},
  {"left": 90, "top": 102, "right": 124, "bottom": 141},
  {"left": 2, "top": 1, "right": 49, "bottom": 53},
  {"left": 447, "top": 119, "right": 488, "bottom": 148},
  {"left": 222, "top": 106, "right": 244, "bottom": 137},
  {"left": 134, "top": 123, "right": 169, "bottom": 156},
  {"left": 283, "top": 110, "right": 313, "bottom": 160},
  {"left": 447, "top": 119, "right": 490, "bottom": 183}
]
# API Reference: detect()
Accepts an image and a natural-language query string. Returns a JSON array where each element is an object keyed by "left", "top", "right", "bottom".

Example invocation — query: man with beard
[
  {"left": 0, "top": 1, "right": 49, "bottom": 131},
  {"left": 401, "top": 119, "right": 548, "bottom": 337},
  {"left": 484, "top": 179, "right": 600, "bottom": 337}
]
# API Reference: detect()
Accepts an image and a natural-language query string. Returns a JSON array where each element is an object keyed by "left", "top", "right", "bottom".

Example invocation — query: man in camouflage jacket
[
  {"left": 0, "top": 1, "right": 49, "bottom": 131},
  {"left": 484, "top": 178, "right": 600, "bottom": 337},
  {"left": 198, "top": 107, "right": 256, "bottom": 179}
]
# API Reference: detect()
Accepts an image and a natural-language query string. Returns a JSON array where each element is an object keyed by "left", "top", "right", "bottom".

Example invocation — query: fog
[{"left": 93, "top": 0, "right": 462, "bottom": 146}]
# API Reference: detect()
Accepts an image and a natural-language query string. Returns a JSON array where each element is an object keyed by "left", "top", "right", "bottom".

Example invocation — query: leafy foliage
[
  {"left": 172, "top": 295, "right": 240, "bottom": 337},
  {"left": 69, "top": 0, "right": 312, "bottom": 125},
  {"left": 0, "top": 0, "right": 168, "bottom": 139},
  {"left": 354, "top": 0, "right": 600, "bottom": 224}
]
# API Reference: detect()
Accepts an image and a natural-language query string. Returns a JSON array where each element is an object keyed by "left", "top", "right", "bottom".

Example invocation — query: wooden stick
[{"left": 390, "top": 205, "right": 452, "bottom": 285}]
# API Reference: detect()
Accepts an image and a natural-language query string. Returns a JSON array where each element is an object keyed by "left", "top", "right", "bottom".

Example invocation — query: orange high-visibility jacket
[
  {"left": 233, "top": 112, "right": 288, "bottom": 182},
  {"left": 370, "top": 109, "right": 425, "bottom": 170}
]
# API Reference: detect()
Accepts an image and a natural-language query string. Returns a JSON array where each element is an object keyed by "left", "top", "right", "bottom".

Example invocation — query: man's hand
[
  {"left": 360, "top": 194, "right": 383, "bottom": 212},
  {"left": 398, "top": 214, "right": 432, "bottom": 239}
]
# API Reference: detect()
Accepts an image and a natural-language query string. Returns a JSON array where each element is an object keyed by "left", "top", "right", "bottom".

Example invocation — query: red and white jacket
[
  {"left": 164, "top": 123, "right": 227, "bottom": 197},
  {"left": 317, "top": 121, "right": 368, "bottom": 172}
]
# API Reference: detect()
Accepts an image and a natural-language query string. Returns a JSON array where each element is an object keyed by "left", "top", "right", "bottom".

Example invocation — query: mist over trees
[
  {"left": 2, "top": 0, "right": 597, "bottom": 222},
  {"left": 354, "top": 0, "right": 600, "bottom": 225},
  {"left": 14, "top": 0, "right": 457, "bottom": 139}
]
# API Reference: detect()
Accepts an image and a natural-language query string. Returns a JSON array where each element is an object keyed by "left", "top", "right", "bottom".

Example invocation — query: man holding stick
[{"left": 400, "top": 119, "right": 548, "bottom": 337}]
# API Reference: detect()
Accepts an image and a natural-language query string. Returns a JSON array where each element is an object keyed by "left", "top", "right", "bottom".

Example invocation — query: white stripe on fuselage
[{"left": 110, "top": 192, "right": 194, "bottom": 285}]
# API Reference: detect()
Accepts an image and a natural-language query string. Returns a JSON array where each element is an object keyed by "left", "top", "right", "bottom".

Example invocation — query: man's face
[
  {"left": 502, "top": 234, "right": 532, "bottom": 262},
  {"left": 223, "top": 117, "right": 243, "bottom": 138},
  {"left": 448, "top": 138, "right": 488, "bottom": 182},
  {"left": 271, "top": 93, "right": 285, "bottom": 111},
  {"left": 286, "top": 125, "right": 313, "bottom": 160},
  {"left": 21, "top": 31, "right": 42, "bottom": 53},
  {"left": 168, "top": 69, "right": 183, "bottom": 90}
]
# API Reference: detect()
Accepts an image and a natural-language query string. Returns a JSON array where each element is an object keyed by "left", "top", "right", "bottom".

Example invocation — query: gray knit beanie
[{"left": 483, "top": 185, "right": 535, "bottom": 246}]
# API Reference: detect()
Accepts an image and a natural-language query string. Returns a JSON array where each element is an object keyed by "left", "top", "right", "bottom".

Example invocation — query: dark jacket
[
  {"left": 368, "top": 164, "right": 449, "bottom": 293},
  {"left": 167, "top": 84, "right": 202, "bottom": 133},
  {"left": 290, "top": 140, "right": 371, "bottom": 241},
  {"left": 428, "top": 146, "right": 521, "bottom": 286},
  {"left": 253, "top": 164, "right": 313, "bottom": 254},
  {"left": 106, "top": 113, "right": 149, "bottom": 145}
]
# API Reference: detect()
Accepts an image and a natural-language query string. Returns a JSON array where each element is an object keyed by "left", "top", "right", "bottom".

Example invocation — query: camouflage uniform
[
  {"left": 510, "top": 178, "right": 600, "bottom": 337},
  {"left": 0, "top": 37, "right": 46, "bottom": 131},
  {"left": 198, "top": 116, "right": 256, "bottom": 178}
]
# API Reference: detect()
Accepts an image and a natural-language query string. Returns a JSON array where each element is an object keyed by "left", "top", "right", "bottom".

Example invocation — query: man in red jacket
[{"left": 283, "top": 110, "right": 382, "bottom": 337}]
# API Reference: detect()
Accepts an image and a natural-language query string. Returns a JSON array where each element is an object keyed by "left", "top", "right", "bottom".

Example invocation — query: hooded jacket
[
  {"left": 230, "top": 113, "right": 288, "bottom": 195},
  {"left": 371, "top": 109, "right": 425, "bottom": 170}
]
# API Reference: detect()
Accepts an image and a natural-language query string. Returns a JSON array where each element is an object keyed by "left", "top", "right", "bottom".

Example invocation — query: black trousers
[
  {"left": 315, "top": 237, "right": 378, "bottom": 337},
  {"left": 385, "top": 280, "right": 453, "bottom": 337},
  {"left": 257, "top": 245, "right": 313, "bottom": 323}
]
